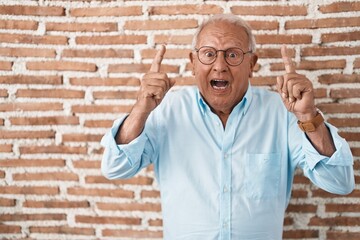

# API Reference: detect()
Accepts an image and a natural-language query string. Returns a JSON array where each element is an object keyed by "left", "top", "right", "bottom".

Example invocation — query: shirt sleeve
[
  {"left": 297, "top": 121, "right": 355, "bottom": 195},
  {"left": 100, "top": 115, "right": 157, "bottom": 180}
]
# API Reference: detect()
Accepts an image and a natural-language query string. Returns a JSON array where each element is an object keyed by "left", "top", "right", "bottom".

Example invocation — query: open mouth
[{"left": 210, "top": 79, "right": 229, "bottom": 90}]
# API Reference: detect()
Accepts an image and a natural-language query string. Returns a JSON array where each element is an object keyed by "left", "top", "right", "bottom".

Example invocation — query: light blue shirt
[{"left": 101, "top": 85, "right": 354, "bottom": 240}]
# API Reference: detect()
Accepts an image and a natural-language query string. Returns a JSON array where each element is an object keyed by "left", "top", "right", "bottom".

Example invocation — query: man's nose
[{"left": 212, "top": 52, "right": 228, "bottom": 72}]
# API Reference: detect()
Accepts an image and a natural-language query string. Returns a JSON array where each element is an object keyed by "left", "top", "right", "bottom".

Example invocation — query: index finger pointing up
[
  {"left": 281, "top": 45, "right": 296, "bottom": 73},
  {"left": 150, "top": 45, "right": 166, "bottom": 73}
]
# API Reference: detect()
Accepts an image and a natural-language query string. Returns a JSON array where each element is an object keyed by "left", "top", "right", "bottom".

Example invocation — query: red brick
[
  {"left": 13, "top": 172, "right": 79, "bottom": 181},
  {"left": 249, "top": 20, "right": 280, "bottom": 30},
  {"left": 19, "top": 145, "right": 87, "bottom": 154},
  {"left": 24, "top": 200, "right": 89, "bottom": 208},
  {"left": 85, "top": 175, "right": 153, "bottom": 185},
  {"left": 70, "top": 77, "right": 140, "bottom": 86},
  {"left": 283, "top": 217, "right": 293, "bottom": 226},
  {"left": 108, "top": 63, "right": 179, "bottom": 73},
  {"left": 0, "top": 213, "right": 65, "bottom": 221},
  {"left": 149, "top": 4, "right": 223, "bottom": 15},
  {"left": 30, "top": 226, "right": 95, "bottom": 236},
  {"left": 283, "top": 230, "right": 319, "bottom": 239},
  {"left": 149, "top": 218, "right": 163, "bottom": 226},
  {"left": 141, "top": 48, "right": 190, "bottom": 60},
  {"left": 0, "top": 5, "right": 65, "bottom": 16},
  {"left": 0, "top": 102, "right": 63, "bottom": 112},
  {"left": 326, "top": 204, "right": 360, "bottom": 212},
  {"left": 319, "top": 2, "right": 360, "bottom": 13},
  {"left": 173, "top": 77, "right": 196, "bottom": 86},
  {"left": 0, "top": 89, "right": 8, "bottom": 97},
  {"left": 67, "top": 187, "right": 134, "bottom": 198},
  {"left": 62, "top": 49, "right": 133, "bottom": 58},
  {"left": 330, "top": 89, "right": 360, "bottom": 98},
  {"left": 0, "top": 75, "right": 62, "bottom": 85},
  {"left": 256, "top": 34, "right": 312, "bottom": 44},
  {"left": 73, "top": 160, "right": 101, "bottom": 169},
  {"left": 62, "top": 133, "right": 102, "bottom": 142},
  {"left": 231, "top": 5, "right": 307, "bottom": 16},
  {"left": 154, "top": 34, "right": 193, "bottom": 45},
  {"left": 0, "top": 144, "right": 12, "bottom": 152},
  {"left": 312, "top": 189, "right": 360, "bottom": 198},
  {"left": 286, "top": 17, "right": 360, "bottom": 29},
  {"left": 0, "top": 47, "right": 56, "bottom": 58},
  {"left": 351, "top": 148, "right": 360, "bottom": 157},
  {"left": 309, "top": 216, "right": 360, "bottom": 226},
  {"left": 0, "top": 159, "right": 65, "bottom": 167},
  {"left": 270, "top": 60, "right": 346, "bottom": 71},
  {"left": 0, "top": 33, "right": 68, "bottom": 45},
  {"left": 0, "top": 197, "right": 16, "bottom": 207},
  {"left": 102, "top": 229, "right": 163, "bottom": 238},
  {"left": 26, "top": 61, "right": 97, "bottom": 72},
  {"left": 10, "top": 116, "right": 79, "bottom": 125},
  {"left": 124, "top": 19, "right": 198, "bottom": 30},
  {"left": 141, "top": 190, "right": 160, "bottom": 198},
  {"left": 76, "top": 215, "right": 141, "bottom": 225},
  {"left": 256, "top": 48, "right": 295, "bottom": 58},
  {"left": 0, "top": 61, "right": 12, "bottom": 70},
  {"left": 76, "top": 35, "right": 146, "bottom": 45},
  {"left": 286, "top": 204, "right": 317, "bottom": 213},
  {"left": 318, "top": 103, "right": 360, "bottom": 113},
  {"left": 291, "top": 189, "right": 308, "bottom": 198},
  {"left": 327, "top": 118, "right": 360, "bottom": 128},
  {"left": 0, "top": 19, "right": 38, "bottom": 30},
  {"left": 84, "top": 120, "right": 113, "bottom": 128},
  {"left": 302, "top": 46, "right": 360, "bottom": 56},
  {"left": 338, "top": 132, "right": 360, "bottom": 142},
  {"left": 16, "top": 89, "right": 85, "bottom": 99},
  {"left": 46, "top": 22, "right": 117, "bottom": 32},
  {"left": 71, "top": 104, "right": 132, "bottom": 113},
  {"left": 70, "top": 6, "right": 142, "bottom": 17},
  {"left": 322, "top": 31, "right": 360, "bottom": 43},
  {"left": 0, "top": 170, "right": 5, "bottom": 178},
  {"left": 318, "top": 74, "right": 359, "bottom": 85},
  {"left": 0, "top": 186, "right": 59, "bottom": 195},
  {"left": 327, "top": 231, "right": 360, "bottom": 240},
  {"left": 0, "top": 130, "right": 55, "bottom": 139},
  {"left": 93, "top": 90, "right": 137, "bottom": 100},
  {"left": 97, "top": 202, "right": 161, "bottom": 212},
  {"left": 250, "top": 77, "right": 277, "bottom": 86},
  {"left": 0, "top": 225, "right": 21, "bottom": 234},
  {"left": 355, "top": 58, "right": 360, "bottom": 69}
]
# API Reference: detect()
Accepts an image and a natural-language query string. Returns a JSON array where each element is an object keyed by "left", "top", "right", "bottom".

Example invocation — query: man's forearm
[{"left": 306, "top": 123, "right": 336, "bottom": 157}]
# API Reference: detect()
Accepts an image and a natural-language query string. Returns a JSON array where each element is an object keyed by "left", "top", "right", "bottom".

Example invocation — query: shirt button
[{"left": 223, "top": 186, "right": 228, "bottom": 193}]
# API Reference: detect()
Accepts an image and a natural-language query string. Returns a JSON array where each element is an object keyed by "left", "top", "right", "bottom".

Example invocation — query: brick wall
[{"left": 0, "top": 0, "right": 359, "bottom": 239}]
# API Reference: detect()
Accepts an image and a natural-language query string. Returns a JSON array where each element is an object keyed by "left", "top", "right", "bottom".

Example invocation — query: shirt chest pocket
[{"left": 245, "top": 153, "right": 281, "bottom": 199}]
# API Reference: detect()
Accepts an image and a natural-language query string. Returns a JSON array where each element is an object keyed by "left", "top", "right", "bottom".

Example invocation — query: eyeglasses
[{"left": 194, "top": 46, "right": 252, "bottom": 66}]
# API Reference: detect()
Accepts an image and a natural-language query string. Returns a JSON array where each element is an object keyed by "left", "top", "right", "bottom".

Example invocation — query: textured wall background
[{"left": 0, "top": 0, "right": 359, "bottom": 239}]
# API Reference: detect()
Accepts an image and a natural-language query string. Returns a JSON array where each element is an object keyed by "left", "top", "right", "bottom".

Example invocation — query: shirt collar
[{"left": 196, "top": 82, "right": 253, "bottom": 116}]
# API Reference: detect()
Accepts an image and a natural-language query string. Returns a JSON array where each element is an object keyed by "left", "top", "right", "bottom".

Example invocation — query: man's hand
[
  {"left": 135, "top": 45, "right": 176, "bottom": 114},
  {"left": 276, "top": 45, "right": 317, "bottom": 122}
]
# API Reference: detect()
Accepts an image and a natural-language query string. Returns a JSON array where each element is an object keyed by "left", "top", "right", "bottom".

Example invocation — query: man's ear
[
  {"left": 189, "top": 52, "right": 195, "bottom": 76},
  {"left": 249, "top": 53, "right": 258, "bottom": 78}
]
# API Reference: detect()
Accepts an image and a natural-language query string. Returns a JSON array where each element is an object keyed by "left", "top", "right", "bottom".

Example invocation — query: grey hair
[{"left": 191, "top": 14, "right": 256, "bottom": 52}]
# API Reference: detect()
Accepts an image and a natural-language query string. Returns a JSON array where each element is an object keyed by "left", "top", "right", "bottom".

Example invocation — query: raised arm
[
  {"left": 116, "top": 45, "right": 175, "bottom": 144},
  {"left": 276, "top": 45, "right": 335, "bottom": 156}
]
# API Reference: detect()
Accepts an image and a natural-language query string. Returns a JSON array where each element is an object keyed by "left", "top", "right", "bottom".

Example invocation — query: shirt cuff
[
  {"left": 100, "top": 115, "right": 148, "bottom": 167},
  {"left": 302, "top": 123, "right": 353, "bottom": 170}
]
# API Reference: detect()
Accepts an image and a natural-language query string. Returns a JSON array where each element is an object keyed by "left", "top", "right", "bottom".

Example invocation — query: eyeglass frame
[{"left": 194, "top": 46, "right": 253, "bottom": 66}]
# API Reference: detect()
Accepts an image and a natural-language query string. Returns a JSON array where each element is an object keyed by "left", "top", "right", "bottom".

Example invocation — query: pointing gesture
[
  {"left": 277, "top": 45, "right": 316, "bottom": 121},
  {"left": 150, "top": 44, "right": 166, "bottom": 73},
  {"left": 135, "top": 45, "right": 176, "bottom": 115}
]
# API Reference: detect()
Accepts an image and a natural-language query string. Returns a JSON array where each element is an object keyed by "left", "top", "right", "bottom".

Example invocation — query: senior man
[{"left": 101, "top": 14, "right": 354, "bottom": 240}]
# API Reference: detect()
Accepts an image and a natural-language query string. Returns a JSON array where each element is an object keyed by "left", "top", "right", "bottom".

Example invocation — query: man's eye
[
  {"left": 228, "top": 52, "right": 238, "bottom": 58},
  {"left": 204, "top": 51, "right": 215, "bottom": 58}
]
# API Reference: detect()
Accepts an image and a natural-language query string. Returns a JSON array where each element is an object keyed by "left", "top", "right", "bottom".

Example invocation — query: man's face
[{"left": 190, "top": 21, "right": 257, "bottom": 115}]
